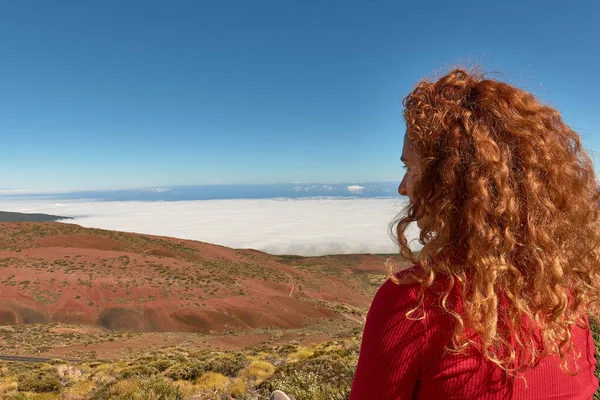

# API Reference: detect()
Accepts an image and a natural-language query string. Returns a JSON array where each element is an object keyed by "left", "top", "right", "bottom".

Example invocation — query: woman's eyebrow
[{"left": 400, "top": 156, "right": 408, "bottom": 163}]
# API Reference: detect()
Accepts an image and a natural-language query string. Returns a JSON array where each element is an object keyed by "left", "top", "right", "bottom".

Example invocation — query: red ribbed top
[{"left": 350, "top": 267, "right": 598, "bottom": 399}]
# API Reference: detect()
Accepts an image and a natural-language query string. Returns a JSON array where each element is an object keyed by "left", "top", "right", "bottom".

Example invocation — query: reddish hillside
[{"left": 0, "top": 222, "right": 406, "bottom": 335}]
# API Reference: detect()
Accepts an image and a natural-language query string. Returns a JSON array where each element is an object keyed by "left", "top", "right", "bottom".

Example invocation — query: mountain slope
[
  {"left": 0, "top": 211, "right": 72, "bottom": 222},
  {"left": 0, "top": 222, "right": 404, "bottom": 336}
]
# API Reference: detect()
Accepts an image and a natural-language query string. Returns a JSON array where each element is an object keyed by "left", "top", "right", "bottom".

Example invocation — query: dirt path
[{"left": 284, "top": 272, "right": 295, "bottom": 297}]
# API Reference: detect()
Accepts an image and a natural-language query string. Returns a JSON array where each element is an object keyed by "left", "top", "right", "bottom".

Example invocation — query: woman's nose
[{"left": 398, "top": 177, "right": 407, "bottom": 196}]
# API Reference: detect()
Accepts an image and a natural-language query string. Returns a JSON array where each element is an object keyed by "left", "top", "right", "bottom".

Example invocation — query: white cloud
[
  {"left": 0, "top": 198, "right": 422, "bottom": 256},
  {"left": 291, "top": 185, "right": 335, "bottom": 193},
  {"left": 307, "top": 185, "right": 333, "bottom": 192},
  {"left": 145, "top": 188, "right": 170, "bottom": 193},
  {"left": 347, "top": 185, "right": 365, "bottom": 194}
]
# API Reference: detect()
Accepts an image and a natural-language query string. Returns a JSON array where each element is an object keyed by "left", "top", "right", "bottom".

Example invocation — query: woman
[{"left": 349, "top": 69, "right": 600, "bottom": 399}]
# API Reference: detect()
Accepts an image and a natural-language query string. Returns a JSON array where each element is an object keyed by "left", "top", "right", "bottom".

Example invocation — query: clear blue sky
[{"left": 1, "top": 0, "right": 599, "bottom": 190}]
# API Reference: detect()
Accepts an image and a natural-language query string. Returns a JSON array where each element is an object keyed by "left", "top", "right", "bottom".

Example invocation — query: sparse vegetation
[
  {"left": 0, "top": 324, "right": 135, "bottom": 355},
  {"left": 0, "top": 338, "right": 360, "bottom": 399},
  {"left": 1, "top": 321, "right": 600, "bottom": 399}
]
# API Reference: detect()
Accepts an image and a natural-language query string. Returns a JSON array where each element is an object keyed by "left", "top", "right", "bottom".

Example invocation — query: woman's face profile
[{"left": 398, "top": 134, "right": 426, "bottom": 229}]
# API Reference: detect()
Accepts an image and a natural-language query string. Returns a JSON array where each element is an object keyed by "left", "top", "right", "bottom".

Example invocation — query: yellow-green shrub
[
  {"left": 65, "top": 379, "right": 95, "bottom": 398},
  {"left": 15, "top": 393, "right": 63, "bottom": 400},
  {"left": 112, "top": 378, "right": 140, "bottom": 397},
  {"left": 173, "top": 380, "right": 197, "bottom": 397},
  {"left": 164, "top": 361, "right": 202, "bottom": 381},
  {"left": 89, "top": 376, "right": 185, "bottom": 400},
  {"left": 242, "top": 360, "right": 275, "bottom": 385},
  {"left": 289, "top": 348, "right": 314, "bottom": 360},
  {"left": 17, "top": 371, "right": 60, "bottom": 393},
  {"left": 0, "top": 376, "right": 18, "bottom": 393},
  {"left": 205, "top": 353, "right": 246, "bottom": 377},
  {"left": 229, "top": 377, "right": 247, "bottom": 397},
  {"left": 194, "top": 372, "right": 228, "bottom": 391}
]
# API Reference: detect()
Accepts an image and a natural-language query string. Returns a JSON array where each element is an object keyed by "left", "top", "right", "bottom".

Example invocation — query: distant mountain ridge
[{"left": 0, "top": 211, "right": 72, "bottom": 223}]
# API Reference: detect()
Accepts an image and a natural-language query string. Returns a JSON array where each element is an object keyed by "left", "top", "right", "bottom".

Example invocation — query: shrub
[
  {"left": 260, "top": 351, "right": 357, "bottom": 400},
  {"left": 147, "top": 359, "right": 176, "bottom": 373},
  {"left": 12, "top": 393, "right": 63, "bottom": 399},
  {"left": 194, "top": 372, "right": 228, "bottom": 391},
  {"left": 229, "top": 377, "right": 247, "bottom": 397},
  {"left": 164, "top": 362, "right": 203, "bottom": 381},
  {"left": 17, "top": 371, "right": 60, "bottom": 393},
  {"left": 0, "top": 376, "right": 18, "bottom": 393},
  {"left": 118, "top": 365, "right": 160, "bottom": 379},
  {"left": 289, "top": 349, "right": 314, "bottom": 360},
  {"left": 267, "top": 370, "right": 323, "bottom": 400},
  {"left": 173, "top": 380, "right": 197, "bottom": 397},
  {"left": 266, "top": 370, "right": 350, "bottom": 400},
  {"left": 313, "top": 344, "right": 346, "bottom": 358},
  {"left": 89, "top": 376, "right": 185, "bottom": 400},
  {"left": 110, "top": 379, "right": 140, "bottom": 398},
  {"left": 275, "top": 344, "right": 299, "bottom": 357},
  {"left": 242, "top": 360, "right": 275, "bottom": 386},
  {"left": 65, "top": 379, "right": 95, "bottom": 398},
  {"left": 205, "top": 353, "right": 246, "bottom": 377},
  {"left": 138, "top": 376, "right": 185, "bottom": 400}
]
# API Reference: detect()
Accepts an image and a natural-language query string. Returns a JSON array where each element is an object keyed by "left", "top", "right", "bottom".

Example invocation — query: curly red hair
[{"left": 390, "top": 68, "right": 600, "bottom": 375}]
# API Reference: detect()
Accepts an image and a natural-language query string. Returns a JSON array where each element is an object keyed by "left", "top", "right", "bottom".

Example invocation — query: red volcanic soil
[{"left": 0, "top": 222, "right": 393, "bottom": 338}]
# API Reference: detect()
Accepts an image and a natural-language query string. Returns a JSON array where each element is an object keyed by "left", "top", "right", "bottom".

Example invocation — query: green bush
[
  {"left": 243, "top": 360, "right": 276, "bottom": 385},
  {"left": 259, "top": 346, "right": 357, "bottom": 400},
  {"left": 271, "top": 355, "right": 356, "bottom": 390},
  {"left": 205, "top": 353, "right": 246, "bottom": 377},
  {"left": 265, "top": 370, "right": 349, "bottom": 400},
  {"left": 119, "top": 365, "right": 160, "bottom": 379},
  {"left": 17, "top": 371, "right": 61, "bottom": 393},
  {"left": 138, "top": 376, "right": 185, "bottom": 400},
  {"left": 89, "top": 376, "right": 185, "bottom": 400},
  {"left": 163, "top": 361, "right": 203, "bottom": 381},
  {"left": 275, "top": 344, "right": 299, "bottom": 357},
  {"left": 194, "top": 371, "right": 228, "bottom": 391},
  {"left": 147, "top": 359, "right": 176, "bottom": 373}
]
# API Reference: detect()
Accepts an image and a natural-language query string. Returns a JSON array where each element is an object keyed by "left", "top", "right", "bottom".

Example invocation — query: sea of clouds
[{"left": 0, "top": 198, "right": 422, "bottom": 256}]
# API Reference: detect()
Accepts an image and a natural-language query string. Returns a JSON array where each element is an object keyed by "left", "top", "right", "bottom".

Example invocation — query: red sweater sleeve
[{"left": 349, "top": 278, "right": 425, "bottom": 400}]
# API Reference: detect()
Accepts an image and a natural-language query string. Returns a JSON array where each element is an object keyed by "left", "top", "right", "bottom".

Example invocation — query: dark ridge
[{"left": 0, "top": 211, "right": 72, "bottom": 222}]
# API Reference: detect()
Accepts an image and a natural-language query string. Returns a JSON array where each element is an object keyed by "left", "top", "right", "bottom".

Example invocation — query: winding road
[{"left": 0, "top": 354, "right": 81, "bottom": 363}]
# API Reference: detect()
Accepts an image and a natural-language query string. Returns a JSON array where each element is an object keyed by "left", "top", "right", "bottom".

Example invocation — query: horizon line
[{"left": 0, "top": 180, "right": 402, "bottom": 196}]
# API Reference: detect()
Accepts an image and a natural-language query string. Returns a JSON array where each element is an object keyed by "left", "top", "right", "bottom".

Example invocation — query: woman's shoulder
[
  {"left": 393, "top": 264, "right": 422, "bottom": 285},
  {"left": 372, "top": 265, "right": 422, "bottom": 309},
  {"left": 373, "top": 264, "right": 455, "bottom": 316}
]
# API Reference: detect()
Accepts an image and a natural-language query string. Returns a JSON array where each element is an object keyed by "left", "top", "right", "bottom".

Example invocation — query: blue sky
[{"left": 1, "top": 0, "right": 599, "bottom": 191}]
